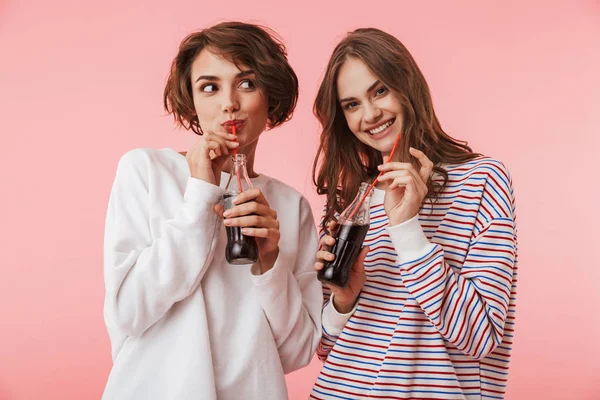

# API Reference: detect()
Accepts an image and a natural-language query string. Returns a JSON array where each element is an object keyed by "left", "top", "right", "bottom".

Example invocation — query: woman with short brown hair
[{"left": 102, "top": 22, "right": 321, "bottom": 400}]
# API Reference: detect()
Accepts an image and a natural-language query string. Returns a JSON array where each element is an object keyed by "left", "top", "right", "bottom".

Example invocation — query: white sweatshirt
[{"left": 102, "top": 148, "right": 322, "bottom": 400}]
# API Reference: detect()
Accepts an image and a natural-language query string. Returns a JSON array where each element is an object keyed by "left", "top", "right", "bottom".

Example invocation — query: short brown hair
[{"left": 164, "top": 21, "right": 299, "bottom": 134}]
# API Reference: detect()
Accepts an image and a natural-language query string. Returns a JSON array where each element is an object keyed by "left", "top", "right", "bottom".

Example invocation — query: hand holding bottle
[
  {"left": 213, "top": 154, "right": 280, "bottom": 273},
  {"left": 221, "top": 188, "right": 280, "bottom": 273},
  {"left": 315, "top": 221, "right": 369, "bottom": 314},
  {"left": 316, "top": 182, "right": 372, "bottom": 303}
]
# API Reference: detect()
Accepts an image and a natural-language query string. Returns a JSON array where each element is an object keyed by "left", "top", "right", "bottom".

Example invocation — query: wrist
[
  {"left": 191, "top": 168, "right": 218, "bottom": 186},
  {"left": 388, "top": 210, "right": 418, "bottom": 227},
  {"left": 258, "top": 248, "right": 279, "bottom": 274},
  {"left": 332, "top": 294, "right": 357, "bottom": 314}
]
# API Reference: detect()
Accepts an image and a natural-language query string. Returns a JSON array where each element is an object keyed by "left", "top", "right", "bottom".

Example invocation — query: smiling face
[
  {"left": 336, "top": 56, "right": 404, "bottom": 157},
  {"left": 190, "top": 48, "right": 269, "bottom": 148}
]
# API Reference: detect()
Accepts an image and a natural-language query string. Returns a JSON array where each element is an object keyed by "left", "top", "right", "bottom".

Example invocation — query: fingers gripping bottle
[
  {"left": 222, "top": 154, "right": 259, "bottom": 265},
  {"left": 317, "top": 182, "right": 372, "bottom": 288}
]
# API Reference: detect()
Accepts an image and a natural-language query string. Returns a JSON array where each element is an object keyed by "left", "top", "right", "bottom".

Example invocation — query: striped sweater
[{"left": 310, "top": 157, "right": 518, "bottom": 400}]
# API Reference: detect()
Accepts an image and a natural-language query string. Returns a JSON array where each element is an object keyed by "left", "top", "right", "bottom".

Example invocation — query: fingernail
[
  {"left": 223, "top": 210, "right": 231, "bottom": 217},
  {"left": 224, "top": 219, "right": 231, "bottom": 225},
  {"left": 241, "top": 228, "right": 249, "bottom": 234}
]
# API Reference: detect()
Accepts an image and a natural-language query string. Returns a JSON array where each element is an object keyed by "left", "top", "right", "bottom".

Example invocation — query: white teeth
[{"left": 367, "top": 120, "right": 393, "bottom": 135}]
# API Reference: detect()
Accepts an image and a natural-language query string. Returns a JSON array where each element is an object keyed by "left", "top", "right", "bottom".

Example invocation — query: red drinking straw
[
  {"left": 231, "top": 124, "right": 238, "bottom": 156},
  {"left": 232, "top": 125, "right": 243, "bottom": 193},
  {"left": 348, "top": 132, "right": 402, "bottom": 219}
]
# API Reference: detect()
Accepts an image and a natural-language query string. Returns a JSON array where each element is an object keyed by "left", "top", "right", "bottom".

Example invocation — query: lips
[
  {"left": 365, "top": 118, "right": 395, "bottom": 135},
  {"left": 222, "top": 119, "right": 245, "bottom": 133}
]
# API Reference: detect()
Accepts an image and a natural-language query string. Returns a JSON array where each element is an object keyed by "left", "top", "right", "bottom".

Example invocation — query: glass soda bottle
[
  {"left": 317, "top": 182, "right": 372, "bottom": 287},
  {"left": 222, "top": 154, "right": 259, "bottom": 265}
]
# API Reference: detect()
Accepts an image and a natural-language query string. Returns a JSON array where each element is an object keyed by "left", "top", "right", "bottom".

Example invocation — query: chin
[{"left": 358, "top": 137, "right": 392, "bottom": 154}]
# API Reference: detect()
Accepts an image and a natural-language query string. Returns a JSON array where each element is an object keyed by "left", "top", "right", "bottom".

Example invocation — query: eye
[
  {"left": 344, "top": 101, "right": 359, "bottom": 110},
  {"left": 239, "top": 79, "right": 256, "bottom": 89},
  {"left": 375, "top": 86, "right": 388, "bottom": 96},
  {"left": 201, "top": 83, "right": 218, "bottom": 93}
]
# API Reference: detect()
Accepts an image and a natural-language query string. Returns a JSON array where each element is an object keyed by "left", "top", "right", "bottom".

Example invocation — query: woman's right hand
[
  {"left": 315, "top": 222, "right": 369, "bottom": 314},
  {"left": 186, "top": 130, "right": 239, "bottom": 186}
]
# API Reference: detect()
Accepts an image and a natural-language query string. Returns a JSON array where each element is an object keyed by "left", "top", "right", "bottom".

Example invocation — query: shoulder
[
  {"left": 261, "top": 175, "right": 309, "bottom": 205},
  {"left": 117, "top": 147, "right": 176, "bottom": 167},
  {"left": 260, "top": 175, "right": 315, "bottom": 221},
  {"left": 115, "top": 148, "right": 182, "bottom": 177},
  {"left": 116, "top": 148, "right": 153, "bottom": 171},
  {"left": 444, "top": 156, "right": 512, "bottom": 189},
  {"left": 444, "top": 156, "right": 515, "bottom": 219}
]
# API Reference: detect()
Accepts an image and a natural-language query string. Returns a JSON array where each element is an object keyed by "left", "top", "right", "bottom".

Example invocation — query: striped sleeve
[
  {"left": 315, "top": 207, "right": 337, "bottom": 361},
  {"left": 387, "top": 162, "right": 517, "bottom": 360},
  {"left": 315, "top": 206, "right": 356, "bottom": 361}
]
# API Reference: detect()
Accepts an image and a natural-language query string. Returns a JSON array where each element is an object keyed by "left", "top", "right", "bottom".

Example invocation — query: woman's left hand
[
  {"left": 378, "top": 147, "right": 434, "bottom": 226},
  {"left": 215, "top": 188, "right": 280, "bottom": 273}
]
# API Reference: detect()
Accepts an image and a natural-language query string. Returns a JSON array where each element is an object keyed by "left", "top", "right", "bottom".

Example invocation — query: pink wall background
[{"left": 1, "top": 0, "right": 599, "bottom": 399}]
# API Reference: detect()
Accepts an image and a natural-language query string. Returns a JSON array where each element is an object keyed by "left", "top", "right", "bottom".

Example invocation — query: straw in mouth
[{"left": 231, "top": 123, "right": 243, "bottom": 193}]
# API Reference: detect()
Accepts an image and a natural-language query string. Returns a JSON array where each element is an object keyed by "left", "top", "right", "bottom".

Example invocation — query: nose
[
  {"left": 362, "top": 102, "right": 383, "bottom": 125},
  {"left": 221, "top": 88, "right": 240, "bottom": 116}
]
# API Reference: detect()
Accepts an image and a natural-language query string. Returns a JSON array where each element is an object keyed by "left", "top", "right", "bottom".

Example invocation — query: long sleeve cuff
[
  {"left": 181, "top": 177, "right": 225, "bottom": 220},
  {"left": 386, "top": 215, "right": 436, "bottom": 267},
  {"left": 321, "top": 293, "right": 357, "bottom": 337},
  {"left": 249, "top": 252, "right": 298, "bottom": 310},
  {"left": 249, "top": 254, "right": 287, "bottom": 285}
]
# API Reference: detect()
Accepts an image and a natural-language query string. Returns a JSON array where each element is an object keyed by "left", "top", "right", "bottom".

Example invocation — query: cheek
[
  {"left": 192, "top": 95, "right": 209, "bottom": 117},
  {"left": 345, "top": 112, "right": 362, "bottom": 133},
  {"left": 246, "top": 94, "right": 269, "bottom": 120},
  {"left": 193, "top": 96, "right": 222, "bottom": 125},
  {"left": 386, "top": 97, "right": 403, "bottom": 115}
]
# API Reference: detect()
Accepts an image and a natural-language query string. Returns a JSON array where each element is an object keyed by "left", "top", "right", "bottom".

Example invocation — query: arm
[
  {"left": 317, "top": 291, "right": 358, "bottom": 361},
  {"left": 388, "top": 165, "right": 517, "bottom": 359},
  {"left": 314, "top": 210, "right": 362, "bottom": 362},
  {"left": 249, "top": 197, "right": 323, "bottom": 373},
  {"left": 103, "top": 149, "right": 224, "bottom": 337},
  {"left": 390, "top": 215, "right": 516, "bottom": 359}
]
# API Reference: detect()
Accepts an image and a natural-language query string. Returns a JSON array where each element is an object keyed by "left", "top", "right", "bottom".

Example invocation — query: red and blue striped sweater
[{"left": 311, "top": 157, "right": 518, "bottom": 400}]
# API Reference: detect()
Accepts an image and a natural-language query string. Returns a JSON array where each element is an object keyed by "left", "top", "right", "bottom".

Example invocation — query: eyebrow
[
  {"left": 195, "top": 69, "right": 255, "bottom": 83},
  {"left": 339, "top": 80, "right": 381, "bottom": 103}
]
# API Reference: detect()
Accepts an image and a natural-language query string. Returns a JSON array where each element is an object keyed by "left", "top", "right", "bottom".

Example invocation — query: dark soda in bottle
[
  {"left": 318, "top": 182, "right": 372, "bottom": 288},
  {"left": 222, "top": 154, "right": 259, "bottom": 265}
]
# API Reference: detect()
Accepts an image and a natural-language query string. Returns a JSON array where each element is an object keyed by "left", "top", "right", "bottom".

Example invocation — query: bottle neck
[
  {"left": 224, "top": 154, "right": 256, "bottom": 193},
  {"left": 221, "top": 151, "right": 258, "bottom": 178}
]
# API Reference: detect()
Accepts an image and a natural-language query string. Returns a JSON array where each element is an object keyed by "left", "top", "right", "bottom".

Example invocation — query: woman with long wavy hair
[{"left": 311, "top": 28, "right": 518, "bottom": 399}]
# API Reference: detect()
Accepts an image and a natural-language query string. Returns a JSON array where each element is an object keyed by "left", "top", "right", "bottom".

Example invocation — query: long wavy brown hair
[{"left": 313, "top": 28, "right": 481, "bottom": 228}]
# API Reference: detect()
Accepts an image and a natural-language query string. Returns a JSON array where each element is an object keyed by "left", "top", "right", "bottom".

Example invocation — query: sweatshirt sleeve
[
  {"left": 249, "top": 196, "right": 322, "bottom": 374},
  {"left": 314, "top": 207, "right": 356, "bottom": 362},
  {"left": 103, "top": 149, "right": 224, "bottom": 337},
  {"left": 387, "top": 162, "right": 517, "bottom": 360}
]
